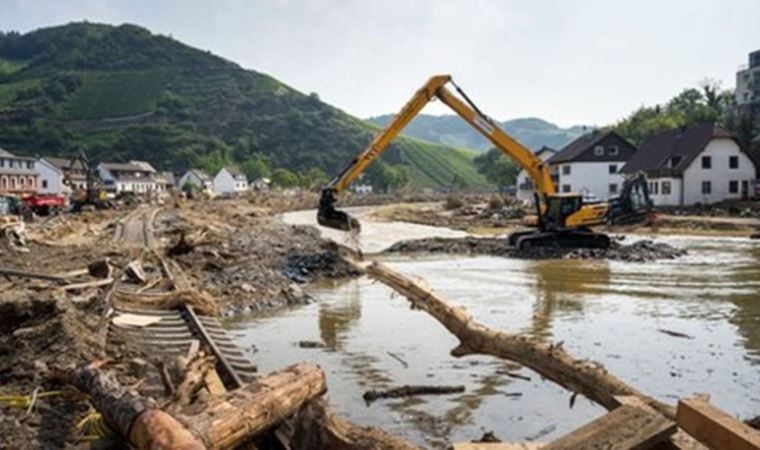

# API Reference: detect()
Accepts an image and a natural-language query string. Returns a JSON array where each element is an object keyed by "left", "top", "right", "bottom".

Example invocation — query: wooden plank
[
  {"left": 543, "top": 405, "right": 676, "bottom": 450},
  {"left": 616, "top": 396, "right": 708, "bottom": 450},
  {"left": 452, "top": 443, "right": 544, "bottom": 450},
  {"left": 676, "top": 397, "right": 760, "bottom": 450}
]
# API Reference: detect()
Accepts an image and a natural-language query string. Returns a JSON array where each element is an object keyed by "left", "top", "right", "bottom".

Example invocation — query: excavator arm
[{"left": 318, "top": 74, "right": 555, "bottom": 231}]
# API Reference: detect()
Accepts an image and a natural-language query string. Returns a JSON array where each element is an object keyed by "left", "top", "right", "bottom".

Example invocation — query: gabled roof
[
  {"left": 41, "top": 156, "right": 87, "bottom": 171},
  {"left": 185, "top": 169, "right": 211, "bottom": 181},
  {"left": 0, "top": 147, "right": 35, "bottom": 161},
  {"left": 621, "top": 123, "right": 741, "bottom": 176},
  {"left": 222, "top": 166, "right": 246, "bottom": 180},
  {"left": 129, "top": 160, "right": 157, "bottom": 173},
  {"left": 535, "top": 146, "right": 556, "bottom": 159},
  {"left": 548, "top": 130, "right": 634, "bottom": 164}
]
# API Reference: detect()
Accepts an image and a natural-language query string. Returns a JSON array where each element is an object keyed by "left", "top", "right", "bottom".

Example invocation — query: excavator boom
[{"left": 318, "top": 75, "right": 555, "bottom": 231}]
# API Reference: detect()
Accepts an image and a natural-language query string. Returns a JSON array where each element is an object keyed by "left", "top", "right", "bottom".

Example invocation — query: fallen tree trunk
[
  {"left": 62, "top": 361, "right": 327, "bottom": 450},
  {"left": 61, "top": 360, "right": 205, "bottom": 450},
  {"left": 365, "top": 261, "right": 675, "bottom": 418},
  {"left": 291, "top": 399, "right": 421, "bottom": 450},
  {"left": 175, "top": 362, "right": 327, "bottom": 449}
]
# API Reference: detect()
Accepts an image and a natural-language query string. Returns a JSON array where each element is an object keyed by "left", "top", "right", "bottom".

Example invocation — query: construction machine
[
  {"left": 66, "top": 149, "right": 108, "bottom": 211},
  {"left": 317, "top": 75, "right": 652, "bottom": 249}
]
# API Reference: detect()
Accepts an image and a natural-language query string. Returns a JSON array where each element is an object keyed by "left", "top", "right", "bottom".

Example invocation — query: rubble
[{"left": 386, "top": 236, "right": 686, "bottom": 261}]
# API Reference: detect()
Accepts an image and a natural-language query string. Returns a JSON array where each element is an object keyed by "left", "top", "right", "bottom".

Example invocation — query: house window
[
  {"left": 729, "top": 180, "right": 739, "bottom": 194},
  {"left": 26, "top": 161, "right": 33, "bottom": 169},
  {"left": 652, "top": 181, "right": 658, "bottom": 195},
  {"left": 609, "top": 146, "right": 619, "bottom": 156},
  {"left": 702, "top": 181, "right": 711, "bottom": 194},
  {"left": 562, "top": 184, "right": 571, "bottom": 193},
  {"left": 594, "top": 145, "right": 604, "bottom": 156},
  {"left": 662, "top": 181, "right": 671, "bottom": 195},
  {"left": 42, "top": 180, "right": 48, "bottom": 189},
  {"left": 0, "top": 159, "right": 4, "bottom": 167},
  {"left": 729, "top": 156, "right": 739, "bottom": 169},
  {"left": 701, "top": 156, "right": 711, "bottom": 169},
  {"left": 609, "top": 183, "right": 618, "bottom": 194},
  {"left": 669, "top": 156, "right": 682, "bottom": 168},
  {"left": 609, "top": 164, "right": 617, "bottom": 174},
  {"left": 19, "top": 177, "right": 24, "bottom": 187},
  {"left": 562, "top": 165, "right": 571, "bottom": 175}
]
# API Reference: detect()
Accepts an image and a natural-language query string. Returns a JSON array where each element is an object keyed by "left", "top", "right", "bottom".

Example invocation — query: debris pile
[{"left": 386, "top": 236, "right": 686, "bottom": 261}]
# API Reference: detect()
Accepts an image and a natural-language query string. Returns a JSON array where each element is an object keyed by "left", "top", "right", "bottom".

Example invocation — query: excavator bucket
[{"left": 317, "top": 189, "right": 361, "bottom": 232}]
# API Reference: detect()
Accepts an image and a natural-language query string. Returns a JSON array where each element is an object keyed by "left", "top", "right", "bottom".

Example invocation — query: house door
[{"left": 741, "top": 180, "right": 749, "bottom": 199}]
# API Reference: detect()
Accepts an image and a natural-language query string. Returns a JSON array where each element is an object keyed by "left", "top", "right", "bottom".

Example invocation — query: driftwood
[
  {"left": 363, "top": 385, "right": 465, "bottom": 403},
  {"left": 60, "top": 360, "right": 205, "bottom": 450},
  {"left": 61, "top": 361, "right": 326, "bottom": 450},
  {"left": 365, "top": 261, "right": 675, "bottom": 418},
  {"left": 174, "top": 362, "right": 326, "bottom": 449},
  {"left": 0, "top": 266, "right": 67, "bottom": 282},
  {"left": 291, "top": 399, "right": 421, "bottom": 450}
]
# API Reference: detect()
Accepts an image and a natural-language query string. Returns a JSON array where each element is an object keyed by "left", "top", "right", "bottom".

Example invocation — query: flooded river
[{"left": 226, "top": 210, "right": 760, "bottom": 448}]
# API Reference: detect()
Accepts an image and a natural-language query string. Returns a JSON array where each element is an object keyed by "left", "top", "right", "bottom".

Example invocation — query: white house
[
  {"left": 178, "top": 169, "right": 213, "bottom": 193},
  {"left": 621, "top": 123, "right": 757, "bottom": 206},
  {"left": 98, "top": 162, "right": 156, "bottom": 194},
  {"left": 516, "top": 146, "right": 556, "bottom": 203},
  {"left": 213, "top": 167, "right": 248, "bottom": 195},
  {"left": 0, "top": 148, "right": 38, "bottom": 194},
  {"left": 547, "top": 130, "right": 638, "bottom": 201},
  {"left": 36, "top": 156, "right": 88, "bottom": 195}
]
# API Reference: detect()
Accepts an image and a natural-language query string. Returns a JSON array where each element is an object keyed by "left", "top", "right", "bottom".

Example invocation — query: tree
[
  {"left": 270, "top": 168, "right": 300, "bottom": 188},
  {"left": 301, "top": 166, "right": 328, "bottom": 188},
  {"left": 473, "top": 148, "right": 519, "bottom": 187},
  {"left": 241, "top": 153, "right": 272, "bottom": 180}
]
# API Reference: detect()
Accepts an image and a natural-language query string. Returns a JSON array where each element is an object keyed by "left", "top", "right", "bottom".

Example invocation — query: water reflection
[
  {"left": 524, "top": 259, "right": 611, "bottom": 340},
  {"left": 319, "top": 280, "right": 362, "bottom": 350}
]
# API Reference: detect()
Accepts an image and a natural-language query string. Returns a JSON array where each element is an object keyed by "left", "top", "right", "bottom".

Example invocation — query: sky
[{"left": 1, "top": 0, "right": 758, "bottom": 127}]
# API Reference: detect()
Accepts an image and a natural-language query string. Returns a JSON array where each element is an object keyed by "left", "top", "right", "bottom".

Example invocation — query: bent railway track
[
  {"left": 108, "top": 305, "right": 257, "bottom": 390},
  {"left": 113, "top": 206, "right": 159, "bottom": 248}
]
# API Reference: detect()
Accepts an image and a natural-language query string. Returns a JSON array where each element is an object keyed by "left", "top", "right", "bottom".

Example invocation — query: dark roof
[
  {"left": 187, "top": 169, "right": 211, "bottom": 181},
  {"left": 621, "top": 123, "right": 741, "bottom": 176},
  {"left": 101, "top": 162, "right": 149, "bottom": 172},
  {"left": 42, "top": 157, "right": 86, "bottom": 171},
  {"left": 548, "top": 130, "right": 634, "bottom": 164}
]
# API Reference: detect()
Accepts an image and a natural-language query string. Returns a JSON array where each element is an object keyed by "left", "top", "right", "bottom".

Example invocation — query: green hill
[
  {"left": 0, "top": 23, "right": 487, "bottom": 189},
  {"left": 367, "top": 114, "right": 587, "bottom": 152}
]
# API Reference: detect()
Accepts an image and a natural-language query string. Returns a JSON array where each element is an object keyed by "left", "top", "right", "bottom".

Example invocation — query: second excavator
[{"left": 318, "top": 75, "right": 652, "bottom": 250}]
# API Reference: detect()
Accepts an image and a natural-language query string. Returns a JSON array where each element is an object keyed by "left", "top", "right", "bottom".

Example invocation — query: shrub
[{"left": 444, "top": 194, "right": 464, "bottom": 210}]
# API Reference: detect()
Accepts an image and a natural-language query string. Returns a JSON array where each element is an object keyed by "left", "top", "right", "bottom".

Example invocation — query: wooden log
[
  {"left": 0, "top": 266, "right": 67, "bottom": 282},
  {"left": 175, "top": 362, "right": 327, "bottom": 450},
  {"left": 452, "top": 444, "right": 544, "bottom": 450},
  {"left": 542, "top": 405, "right": 676, "bottom": 450},
  {"left": 291, "top": 399, "right": 421, "bottom": 450},
  {"left": 60, "top": 361, "right": 205, "bottom": 450},
  {"left": 62, "top": 361, "right": 327, "bottom": 450},
  {"left": 365, "top": 261, "right": 675, "bottom": 418},
  {"left": 676, "top": 396, "right": 760, "bottom": 450}
]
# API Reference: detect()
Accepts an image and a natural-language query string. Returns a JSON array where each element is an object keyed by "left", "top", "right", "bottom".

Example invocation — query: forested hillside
[
  {"left": 367, "top": 114, "right": 586, "bottom": 152},
  {"left": 0, "top": 22, "right": 487, "bottom": 189}
]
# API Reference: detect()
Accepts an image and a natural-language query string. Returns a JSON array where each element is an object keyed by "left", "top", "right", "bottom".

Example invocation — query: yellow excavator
[{"left": 317, "top": 75, "right": 652, "bottom": 249}]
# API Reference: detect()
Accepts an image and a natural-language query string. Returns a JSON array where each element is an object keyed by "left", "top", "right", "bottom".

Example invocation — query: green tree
[
  {"left": 270, "top": 168, "right": 300, "bottom": 187},
  {"left": 473, "top": 148, "right": 519, "bottom": 187},
  {"left": 301, "top": 166, "right": 328, "bottom": 188},
  {"left": 241, "top": 153, "right": 272, "bottom": 180}
]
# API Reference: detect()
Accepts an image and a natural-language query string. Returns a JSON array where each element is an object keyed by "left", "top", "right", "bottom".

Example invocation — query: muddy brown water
[{"left": 224, "top": 210, "right": 760, "bottom": 448}]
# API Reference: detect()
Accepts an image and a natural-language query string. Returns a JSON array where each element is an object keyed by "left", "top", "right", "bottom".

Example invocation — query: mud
[{"left": 385, "top": 236, "right": 686, "bottom": 261}]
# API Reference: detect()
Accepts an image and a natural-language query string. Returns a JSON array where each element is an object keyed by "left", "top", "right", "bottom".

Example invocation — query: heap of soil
[{"left": 385, "top": 236, "right": 686, "bottom": 262}]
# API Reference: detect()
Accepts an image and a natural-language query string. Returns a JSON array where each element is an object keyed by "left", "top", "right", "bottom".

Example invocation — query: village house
[
  {"left": 516, "top": 146, "right": 556, "bottom": 203},
  {"left": 36, "top": 156, "right": 88, "bottom": 195},
  {"left": 213, "top": 167, "right": 248, "bottom": 195},
  {"left": 250, "top": 177, "right": 271, "bottom": 192},
  {"left": 178, "top": 169, "right": 213, "bottom": 193},
  {"left": 547, "top": 130, "right": 637, "bottom": 201},
  {"left": 97, "top": 161, "right": 157, "bottom": 194},
  {"left": 0, "top": 147, "right": 38, "bottom": 194},
  {"left": 621, "top": 123, "right": 757, "bottom": 206},
  {"left": 154, "top": 171, "right": 176, "bottom": 193}
]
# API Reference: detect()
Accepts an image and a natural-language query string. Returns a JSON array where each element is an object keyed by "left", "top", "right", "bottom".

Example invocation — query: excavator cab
[{"left": 542, "top": 194, "right": 583, "bottom": 230}]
